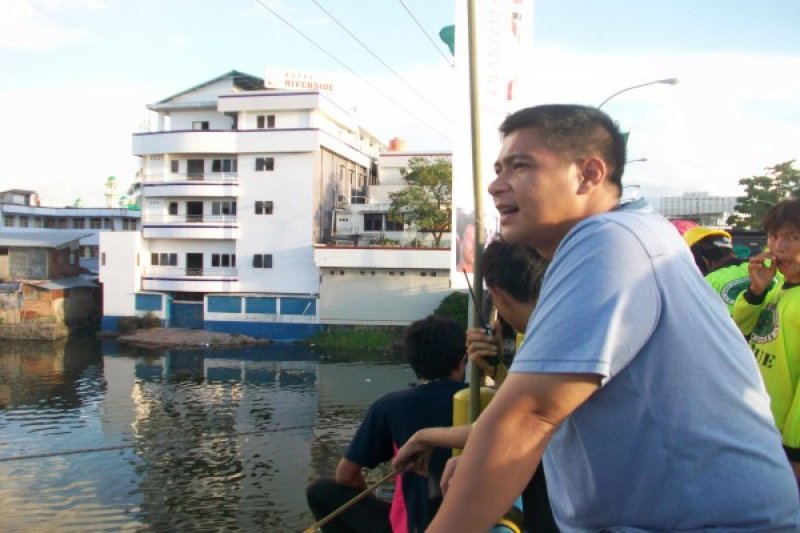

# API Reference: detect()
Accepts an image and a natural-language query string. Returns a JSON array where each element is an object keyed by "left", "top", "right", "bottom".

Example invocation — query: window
[
  {"left": 255, "top": 201, "right": 274, "bottom": 215},
  {"left": 211, "top": 158, "right": 237, "bottom": 173},
  {"left": 256, "top": 115, "right": 276, "bottom": 129},
  {"left": 101, "top": 253, "right": 106, "bottom": 266},
  {"left": 211, "top": 253, "right": 236, "bottom": 267},
  {"left": 364, "top": 213, "right": 382, "bottom": 231},
  {"left": 90, "top": 218, "right": 102, "bottom": 229},
  {"left": 3, "top": 216, "right": 12, "bottom": 227},
  {"left": 385, "top": 214, "right": 404, "bottom": 231},
  {"left": 255, "top": 157, "right": 275, "bottom": 171},
  {"left": 170, "top": 160, "right": 179, "bottom": 173},
  {"left": 151, "top": 253, "right": 178, "bottom": 266},
  {"left": 192, "top": 121, "right": 209, "bottom": 130},
  {"left": 33, "top": 217, "right": 42, "bottom": 228},
  {"left": 168, "top": 202, "right": 178, "bottom": 215},
  {"left": 19, "top": 216, "right": 28, "bottom": 228},
  {"left": 103, "top": 218, "right": 112, "bottom": 229},
  {"left": 45, "top": 218, "right": 56, "bottom": 228},
  {"left": 57, "top": 218, "right": 67, "bottom": 229},
  {"left": 73, "top": 219, "right": 85, "bottom": 229},
  {"left": 252, "top": 254, "right": 273, "bottom": 268},
  {"left": 211, "top": 201, "right": 237, "bottom": 216},
  {"left": 208, "top": 296, "right": 241, "bottom": 313}
]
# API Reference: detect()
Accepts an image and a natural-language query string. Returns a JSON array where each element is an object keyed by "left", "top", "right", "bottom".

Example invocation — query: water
[{"left": 0, "top": 335, "right": 415, "bottom": 532}]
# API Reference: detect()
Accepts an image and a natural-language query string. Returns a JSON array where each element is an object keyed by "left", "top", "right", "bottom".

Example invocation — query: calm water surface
[{"left": 0, "top": 334, "right": 414, "bottom": 532}]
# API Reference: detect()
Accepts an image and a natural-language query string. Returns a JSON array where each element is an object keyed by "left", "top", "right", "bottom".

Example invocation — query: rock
[{"left": 117, "top": 327, "right": 269, "bottom": 348}]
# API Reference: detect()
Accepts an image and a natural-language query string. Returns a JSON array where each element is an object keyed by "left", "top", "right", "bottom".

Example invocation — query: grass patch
[{"left": 304, "top": 326, "right": 404, "bottom": 351}]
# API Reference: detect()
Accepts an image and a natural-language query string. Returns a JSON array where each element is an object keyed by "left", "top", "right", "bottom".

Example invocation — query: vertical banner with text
[{"left": 451, "top": 0, "right": 534, "bottom": 287}]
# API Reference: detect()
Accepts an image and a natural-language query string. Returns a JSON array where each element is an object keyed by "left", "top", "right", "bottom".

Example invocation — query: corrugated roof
[
  {"left": 152, "top": 70, "right": 263, "bottom": 106},
  {"left": 25, "top": 277, "right": 98, "bottom": 290},
  {"left": 0, "top": 281, "right": 22, "bottom": 293},
  {"left": 0, "top": 230, "right": 93, "bottom": 248}
]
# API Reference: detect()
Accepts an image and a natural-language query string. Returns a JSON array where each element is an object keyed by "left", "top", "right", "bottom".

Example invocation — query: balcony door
[
  {"left": 186, "top": 253, "right": 203, "bottom": 276},
  {"left": 187, "top": 159, "right": 204, "bottom": 180},
  {"left": 186, "top": 201, "right": 203, "bottom": 223}
]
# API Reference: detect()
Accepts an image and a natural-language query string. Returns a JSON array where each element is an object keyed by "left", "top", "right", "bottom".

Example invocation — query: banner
[{"left": 451, "top": 0, "right": 534, "bottom": 285}]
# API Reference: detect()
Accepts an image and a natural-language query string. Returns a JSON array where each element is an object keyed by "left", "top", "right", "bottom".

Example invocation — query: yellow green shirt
[{"left": 733, "top": 282, "right": 800, "bottom": 459}]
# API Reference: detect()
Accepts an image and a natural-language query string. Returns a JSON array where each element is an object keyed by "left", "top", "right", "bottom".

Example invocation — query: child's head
[
  {"left": 764, "top": 198, "right": 800, "bottom": 282},
  {"left": 404, "top": 315, "right": 466, "bottom": 381}
]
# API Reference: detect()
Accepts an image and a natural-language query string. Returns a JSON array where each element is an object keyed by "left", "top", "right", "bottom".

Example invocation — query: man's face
[
  {"left": 488, "top": 127, "right": 583, "bottom": 257},
  {"left": 461, "top": 223, "right": 475, "bottom": 261},
  {"left": 769, "top": 224, "right": 800, "bottom": 283}
]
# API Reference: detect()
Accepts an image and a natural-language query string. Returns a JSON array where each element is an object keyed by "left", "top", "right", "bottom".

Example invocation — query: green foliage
[
  {"left": 388, "top": 158, "right": 452, "bottom": 247},
  {"left": 118, "top": 312, "right": 162, "bottom": 334},
  {"left": 305, "top": 327, "right": 403, "bottom": 351},
  {"left": 434, "top": 292, "right": 468, "bottom": 330},
  {"left": 727, "top": 160, "right": 800, "bottom": 229}
]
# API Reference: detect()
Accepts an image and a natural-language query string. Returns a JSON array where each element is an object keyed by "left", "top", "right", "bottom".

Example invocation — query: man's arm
[
  {"left": 335, "top": 457, "right": 367, "bottom": 490},
  {"left": 392, "top": 424, "right": 473, "bottom": 475},
  {"left": 427, "top": 371, "right": 600, "bottom": 533}
]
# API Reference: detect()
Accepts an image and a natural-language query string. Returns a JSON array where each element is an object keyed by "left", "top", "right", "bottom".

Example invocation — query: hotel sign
[{"left": 264, "top": 69, "right": 335, "bottom": 91}]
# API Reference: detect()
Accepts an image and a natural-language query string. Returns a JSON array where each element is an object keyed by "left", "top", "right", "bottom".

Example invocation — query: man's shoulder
[
  {"left": 374, "top": 380, "right": 465, "bottom": 405},
  {"left": 565, "top": 210, "right": 682, "bottom": 258}
]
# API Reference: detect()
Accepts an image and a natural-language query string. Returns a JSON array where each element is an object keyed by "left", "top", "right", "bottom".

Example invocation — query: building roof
[
  {"left": 24, "top": 277, "right": 98, "bottom": 290},
  {"left": 0, "top": 231, "right": 93, "bottom": 248},
  {"left": 152, "top": 70, "right": 264, "bottom": 106},
  {"left": 0, "top": 281, "right": 22, "bottom": 293}
]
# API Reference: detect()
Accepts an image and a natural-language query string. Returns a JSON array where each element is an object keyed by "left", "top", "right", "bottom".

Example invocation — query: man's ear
[{"left": 577, "top": 157, "right": 606, "bottom": 193}]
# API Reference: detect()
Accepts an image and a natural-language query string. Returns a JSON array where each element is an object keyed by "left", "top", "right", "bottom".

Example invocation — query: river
[{"left": 0, "top": 334, "right": 415, "bottom": 532}]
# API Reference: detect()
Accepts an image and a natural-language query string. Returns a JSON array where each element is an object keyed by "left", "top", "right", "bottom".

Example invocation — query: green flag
[{"left": 439, "top": 25, "right": 455, "bottom": 56}]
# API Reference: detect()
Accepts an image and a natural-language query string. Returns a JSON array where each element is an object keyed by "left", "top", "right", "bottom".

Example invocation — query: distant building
[
  {"left": 0, "top": 190, "right": 141, "bottom": 271},
  {"left": 0, "top": 231, "right": 99, "bottom": 339},
  {"left": 100, "top": 70, "right": 454, "bottom": 340},
  {"left": 657, "top": 191, "right": 738, "bottom": 228}
]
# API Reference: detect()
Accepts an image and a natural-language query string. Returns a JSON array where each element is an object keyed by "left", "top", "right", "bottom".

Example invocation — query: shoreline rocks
[{"left": 117, "top": 327, "right": 270, "bottom": 348}]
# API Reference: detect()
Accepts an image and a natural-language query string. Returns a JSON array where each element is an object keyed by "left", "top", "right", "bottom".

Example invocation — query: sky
[{"left": 0, "top": 0, "right": 798, "bottom": 207}]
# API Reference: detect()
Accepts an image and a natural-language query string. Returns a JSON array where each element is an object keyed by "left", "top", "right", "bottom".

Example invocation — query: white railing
[
  {"left": 143, "top": 266, "right": 238, "bottom": 278},
  {"left": 142, "top": 172, "right": 239, "bottom": 183},
  {"left": 141, "top": 215, "right": 238, "bottom": 225}
]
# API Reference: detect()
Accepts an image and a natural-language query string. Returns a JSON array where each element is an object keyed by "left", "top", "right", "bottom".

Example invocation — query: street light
[
  {"left": 598, "top": 78, "right": 679, "bottom": 109},
  {"left": 626, "top": 158, "right": 648, "bottom": 165}
]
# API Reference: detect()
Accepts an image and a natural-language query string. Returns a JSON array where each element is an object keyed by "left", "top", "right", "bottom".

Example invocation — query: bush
[
  {"left": 117, "top": 312, "right": 162, "bottom": 334},
  {"left": 434, "top": 291, "right": 468, "bottom": 329}
]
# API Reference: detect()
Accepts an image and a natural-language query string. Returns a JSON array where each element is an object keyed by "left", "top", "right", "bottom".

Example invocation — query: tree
[
  {"left": 388, "top": 157, "right": 452, "bottom": 247},
  {"left": 727, "top": 160, "right": 800, "bottom": 229}
]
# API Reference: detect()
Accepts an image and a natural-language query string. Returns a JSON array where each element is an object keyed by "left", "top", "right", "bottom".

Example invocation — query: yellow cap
[{"left": 683, "top": 227, "right": 733, "bottom": 248}]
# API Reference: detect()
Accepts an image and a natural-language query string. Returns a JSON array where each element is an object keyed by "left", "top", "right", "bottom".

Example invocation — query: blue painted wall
[{"left": 204, "top": 320, "right": 322, "bottom": 342}]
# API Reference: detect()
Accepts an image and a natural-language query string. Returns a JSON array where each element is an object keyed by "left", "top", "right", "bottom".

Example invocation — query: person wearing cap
[
  {"left": 733, "top": 198, "right": 800, "bottom": 483},
  {"left": 684, "top": 226, "right": 773, "bottom": 315}
]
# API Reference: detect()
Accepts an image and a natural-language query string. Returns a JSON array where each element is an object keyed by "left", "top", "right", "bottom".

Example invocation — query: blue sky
[{"left": 0, "top": 0, "right": 798, "bottom": 206}]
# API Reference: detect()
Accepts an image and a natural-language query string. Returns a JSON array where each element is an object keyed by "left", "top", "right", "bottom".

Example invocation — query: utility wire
[
  {"left": 397, "top": 0, "right": 454, "bottom": 67},
  {"left": 310, "top": 0, "right": 453, "bottom": 126},
  {"left": 254, "top": 0, "right": 452, "bottom": 143}
]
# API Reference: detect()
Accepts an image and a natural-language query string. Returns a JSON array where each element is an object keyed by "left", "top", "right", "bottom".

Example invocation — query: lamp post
[
  {"left": 626, "top": 158, "right": 648, "bottom": 165},
  {"left": 598, "top": 78, "right": 679, "bottom": 109}
]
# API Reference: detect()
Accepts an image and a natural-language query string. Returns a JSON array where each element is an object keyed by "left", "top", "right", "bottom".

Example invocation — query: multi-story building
[
  {"left": 100, "top": 70, "right": 453, "bottom": 340},
  {"left": 657, "top": 191, "right": 738, "bottom": 227},
  {"left": 0, "top": 189, "right": 141, "bottom": 272}
]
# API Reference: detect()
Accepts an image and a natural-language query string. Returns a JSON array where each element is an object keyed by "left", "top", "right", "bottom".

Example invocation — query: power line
[
  {"left": 396, "top": 0, "right": 454, "bottom": 67},
  {"left": 310, "top": 0, "right": 453, "bottom": 126},
  {"left": 254, "top": 0, "right": 452, "bottom": 143}
]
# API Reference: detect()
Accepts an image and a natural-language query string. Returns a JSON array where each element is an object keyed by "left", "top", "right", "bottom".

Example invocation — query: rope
[{"left": 302, "top": 469, "right": 398, "bottom": 533}]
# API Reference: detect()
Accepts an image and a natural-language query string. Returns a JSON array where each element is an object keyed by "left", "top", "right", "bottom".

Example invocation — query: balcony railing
[
  {"left": 142, "top": 215, "right": 238, "bottom": 225},
  {"left": 143, "top": 266, "right": 238, "bottom": 278},
  {"left": 142, "top": 172, "right": 239, "bottom": 183}
]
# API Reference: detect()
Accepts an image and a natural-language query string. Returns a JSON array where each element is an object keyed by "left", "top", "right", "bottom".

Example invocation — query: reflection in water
[{"left": 0, "top": 336, "right": 413, "bottom": 532}]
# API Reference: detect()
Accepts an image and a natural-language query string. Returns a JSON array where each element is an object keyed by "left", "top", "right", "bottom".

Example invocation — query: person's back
[
  {"left": 521, "top": 207, "right": 798, "bottom": 530},
  {"left": 306, "top": 315, "right": 466, "bottom": 533}
]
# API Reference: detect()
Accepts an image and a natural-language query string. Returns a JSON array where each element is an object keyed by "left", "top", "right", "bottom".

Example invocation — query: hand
[
  {"left": 466, "top": 327, "right": 499, "bottom": 376},
  {"left": 440, "top": 455, "right": 461, "bottom": 496},
  {"left": 748, "top": 251, "right": 777, "bottom": 295},
  {"left": 392, "top": 433, "right": 433, "bottom": 476}
]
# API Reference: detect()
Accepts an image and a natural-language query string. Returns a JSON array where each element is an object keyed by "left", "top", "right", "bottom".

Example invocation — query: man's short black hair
[
  {"left": 764, "top": 197, "right": 800, "bottom": 234},
  {"left": 482, "top": 237, "right": 548, "bottom": 305},
  {"left": 498, "top": 104, "right": 627, "bottom": 192},
  {"left": 404, "top": 315, "right": 466, "bottom": 380}
]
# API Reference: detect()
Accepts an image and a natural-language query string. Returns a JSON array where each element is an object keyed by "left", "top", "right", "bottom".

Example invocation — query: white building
[
  {"left": 0, "top": 189, "right": 140, "bottom": 273},
  {"left": 657, "top": 191, "right": 738, "bottom": 227},
  {"left": 100, "top": 71, "right": 453, "bottom": 340}
]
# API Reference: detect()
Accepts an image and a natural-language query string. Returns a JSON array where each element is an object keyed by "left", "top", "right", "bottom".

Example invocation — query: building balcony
[
  {"left": 141, "top": 266, "right": 239, "bottom": 293},
  {"left": 141, "top": 173, "right": 240, "bottom": 198},
  {"left": 141, "top": 215, "right": 239, "bottom": 240},
  {"left": 133, "top": 129, "right": 322, "bottom": 156}
]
